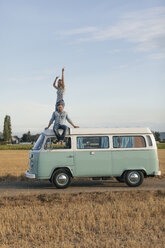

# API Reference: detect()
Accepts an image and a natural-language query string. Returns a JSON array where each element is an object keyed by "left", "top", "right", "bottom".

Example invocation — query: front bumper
[
  {"left": 153, "top": 170, "right": 161, "bottom": 176},
  {"left": 25, "top": 170, "right": 36, "bottom": 179}
]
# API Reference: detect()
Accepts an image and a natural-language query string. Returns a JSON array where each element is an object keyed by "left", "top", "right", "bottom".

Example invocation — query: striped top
[{"left": 56, "top": 88, "right": 65, "bottom": 102}]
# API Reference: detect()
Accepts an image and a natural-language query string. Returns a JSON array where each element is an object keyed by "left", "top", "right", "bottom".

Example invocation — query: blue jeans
[
  {"left": 55, "top": 100, "right": 65, "bottom": 111},
  {"left": 54, "top": 125, "right": 67, "bottom": 141}
]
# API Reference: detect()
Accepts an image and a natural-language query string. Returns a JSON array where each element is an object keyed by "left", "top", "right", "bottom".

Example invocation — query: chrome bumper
[
  {"left": 153, "top": 171, "right": 161, "bottom": 176},
  {"left": 25, "top": 170, "right": 36, "bottom": 179}
]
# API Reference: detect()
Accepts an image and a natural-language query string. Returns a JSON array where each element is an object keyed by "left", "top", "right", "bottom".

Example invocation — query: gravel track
[{"left": 0, "top": 178, "right": 164, "bottom": 197}]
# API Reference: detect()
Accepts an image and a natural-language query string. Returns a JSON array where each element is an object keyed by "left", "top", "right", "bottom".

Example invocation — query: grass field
[
  {"left": 0, "top": 149, "right": 164, "bottom": 180},
  {"left": 0, "top": 191, "right": 165, "bottom": 248},
  {"left": 157, "top": 143, "right": 165, "bottom": 149},
  {"left": 0, "top": 151, "right": 165, "bottom": 247}
]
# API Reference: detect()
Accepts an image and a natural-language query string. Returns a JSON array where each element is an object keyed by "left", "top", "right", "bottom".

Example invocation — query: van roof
[{"left": 43, "top": 127, "right": 152, "bottom": 136}]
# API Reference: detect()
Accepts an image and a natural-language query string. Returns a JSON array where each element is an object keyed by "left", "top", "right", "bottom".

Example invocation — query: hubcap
[
  {"left": 128, "top": 172, "right": 140, "bottom": 184},
  {"left": 56, "top": 173, "right": 69, "bottom": 186}
]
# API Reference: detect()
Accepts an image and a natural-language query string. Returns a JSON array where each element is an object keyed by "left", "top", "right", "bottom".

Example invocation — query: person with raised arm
[{"left": 53, "top": 68, "right": 65, "bottom": 111}]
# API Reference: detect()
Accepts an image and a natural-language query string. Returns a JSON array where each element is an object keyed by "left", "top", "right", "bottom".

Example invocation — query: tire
[
  {"left": 124, "top": 170, "right": 144, "bottom": 187},
  {"left": 52, "top": 169, "right": 71, "bottom": 189},
  {"left": 116, "top": 176, "right": 124, "bottom": 183}
]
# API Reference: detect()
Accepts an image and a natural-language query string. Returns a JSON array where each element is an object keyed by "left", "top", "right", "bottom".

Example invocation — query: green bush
[
  {"left": 0, "top": 144, "right": 33, "bottom": 150},
  {"left": 157, "top": 143, "right": 165, "bottom": 149}
]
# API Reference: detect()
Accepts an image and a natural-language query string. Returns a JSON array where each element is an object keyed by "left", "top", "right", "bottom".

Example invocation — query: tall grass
[{"left": 0, "top": 191, "right": 164, "bottom": 248}]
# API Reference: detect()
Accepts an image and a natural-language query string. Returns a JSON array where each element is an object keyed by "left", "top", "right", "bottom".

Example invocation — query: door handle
[
  {"left": 90, "top": 151, "right": 95, "bottom": 155},
  {"left": 68, "top": 155, "right": 73, "bottom": 158}
]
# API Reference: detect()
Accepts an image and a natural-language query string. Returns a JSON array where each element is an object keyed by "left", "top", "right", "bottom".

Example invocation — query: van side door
[{"left": 74, "top": 136, "right": 112, "bottom": 177}]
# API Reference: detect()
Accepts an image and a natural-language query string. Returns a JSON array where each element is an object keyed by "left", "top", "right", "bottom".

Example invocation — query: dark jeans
[{"left": 54, "top": 124, "right": 67, "bottom": 141}]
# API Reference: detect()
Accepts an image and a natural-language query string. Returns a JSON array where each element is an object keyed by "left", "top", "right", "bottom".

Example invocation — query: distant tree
[
  {"left": 153, "top": 131, "right": 160, "bottom": 142},
  {"left": 27, "top": 131, "right": 31, "bottom": 142},
  {"left": 21, "top": 131, "right": 32, "bottom": 142},
  {"left": 0, "top": 132, "right": 3, "bottom": 141},
  {"left": 31, "top": 134, "right": 40, "bottom": 143},
  {"left": 3, "top": 115, "right": 12, "bottom": 142}
]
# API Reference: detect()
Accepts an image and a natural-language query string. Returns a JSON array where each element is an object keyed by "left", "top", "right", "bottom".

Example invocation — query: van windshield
[{"left": 32, "top": 134, "right": 45, "bottom": 150}]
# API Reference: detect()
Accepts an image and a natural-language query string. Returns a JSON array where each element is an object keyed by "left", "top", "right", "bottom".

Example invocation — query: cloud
[
  {"left": 149, "top": 53, "right": 165, "bottom": 60},
  {"left": 59, "top": 6, "right": 165, "bottom": 53},
  {"left": 58, "top": 26, "right": 98, "bottom": 36}
]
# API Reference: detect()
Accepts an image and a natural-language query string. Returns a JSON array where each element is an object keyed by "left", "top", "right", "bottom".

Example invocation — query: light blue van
[{"left": 25, "top": 128, "right": 161, "bottom": 188}]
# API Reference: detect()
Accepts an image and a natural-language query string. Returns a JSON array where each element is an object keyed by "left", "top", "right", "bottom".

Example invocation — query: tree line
[
  {"left": 0, "top": 115, "right": 163, "bottom": 143},
  {"left": 0, "top": 115, "right": 40, "bottom": 143}
]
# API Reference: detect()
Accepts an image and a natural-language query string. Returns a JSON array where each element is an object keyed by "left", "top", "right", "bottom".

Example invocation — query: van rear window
[
  {"left": 113, "top": 136, "right": 146, "bottom": 148},
  {"left": 77, "top": 136, "right": 109, "bottom": 149},
  {"left": 146, "top": 135, "right": 153, "bottom": 146}
]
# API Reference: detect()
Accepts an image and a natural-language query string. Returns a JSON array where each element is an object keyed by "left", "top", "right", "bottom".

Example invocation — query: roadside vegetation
[
  {"left": 0, "top": 191, "right": 164, "bottom": 248},
  {"left": 157, "top": 143, "right": 165, "bottom": 149},
  {"left": 0, "top": 144, "right": 33, "bottom": 150}
]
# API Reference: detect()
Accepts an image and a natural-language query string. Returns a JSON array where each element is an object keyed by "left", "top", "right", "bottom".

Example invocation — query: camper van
[{"left": 25, "top": 128, "right": 161, "bottom": 188}]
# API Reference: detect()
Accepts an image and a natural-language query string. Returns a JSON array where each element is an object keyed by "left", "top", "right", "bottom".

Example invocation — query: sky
[{"left": 0, "top": 0, "right": 165, "bottom": 136}]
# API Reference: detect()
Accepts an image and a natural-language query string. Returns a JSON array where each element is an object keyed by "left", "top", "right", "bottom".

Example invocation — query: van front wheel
[
  {"left": 52, "top": 169, "right": 71, "bottom": 189},
  {"left": 124, "top": 170, "right": 144, "bottom": 187}
]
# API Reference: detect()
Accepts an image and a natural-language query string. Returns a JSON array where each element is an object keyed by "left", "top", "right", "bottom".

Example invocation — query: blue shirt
[{"left": 49, "top": 111, "right": 72, "bottom": 129}]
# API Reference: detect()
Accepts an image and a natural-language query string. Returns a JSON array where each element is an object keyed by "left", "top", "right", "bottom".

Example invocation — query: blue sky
[{"left": 0, "top": 0, "right": 165, "bottom": 136}]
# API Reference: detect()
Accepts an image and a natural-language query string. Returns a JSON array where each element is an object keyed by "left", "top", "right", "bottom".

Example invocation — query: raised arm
[
  {"left": 53, "top": 76, "right": 59, "bottom": 89},
  {"left": 61, "top": 68, "right": 65, "bottom": 88}
]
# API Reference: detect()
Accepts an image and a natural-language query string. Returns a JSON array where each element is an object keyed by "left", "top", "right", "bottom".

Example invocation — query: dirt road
[{"left": 0, "top": 178, "right": 164, "bottom": 197}]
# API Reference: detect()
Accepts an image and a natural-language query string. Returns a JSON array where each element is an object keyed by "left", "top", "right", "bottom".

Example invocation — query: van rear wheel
[
  {"left": 52, "top": 169, "right": 71, "bottom": 189},
  {"left": 124, "top": 170, "right": 144, "bottom": 187}
]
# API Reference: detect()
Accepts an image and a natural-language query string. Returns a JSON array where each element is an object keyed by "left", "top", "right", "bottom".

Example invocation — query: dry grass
[
  {"left": 158, "top": 149, "right": 165, "bottom": 176},
  {"left": 0, "top": 150, "right": 164, "bottom": 181},
  {"left": 0, "top": 150, "right": 29, "bottom": 178},
  {"left": 0, "top": 191, "right": 164, "bottom": 248},
  {"left": 0, "top": 151, "right": 165, "bottom": 247}
]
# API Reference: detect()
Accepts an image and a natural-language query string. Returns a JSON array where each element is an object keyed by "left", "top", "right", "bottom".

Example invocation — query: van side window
[
  {"left": 44, "top": 137, "right": 71, "bottom": 150},
  {"left": 113, "top": 136, "right": 146, "bottom": 148},
  {"left": 77, "top": 136, "right": 109, "bottom": 149},
  {"left": 146, "top": 135, "right": 153, "bottom": 146}
]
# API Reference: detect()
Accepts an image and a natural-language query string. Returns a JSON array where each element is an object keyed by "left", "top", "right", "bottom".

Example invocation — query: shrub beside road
[{"left": 0, "top": 144, "right": 33, "bottom": 150}]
